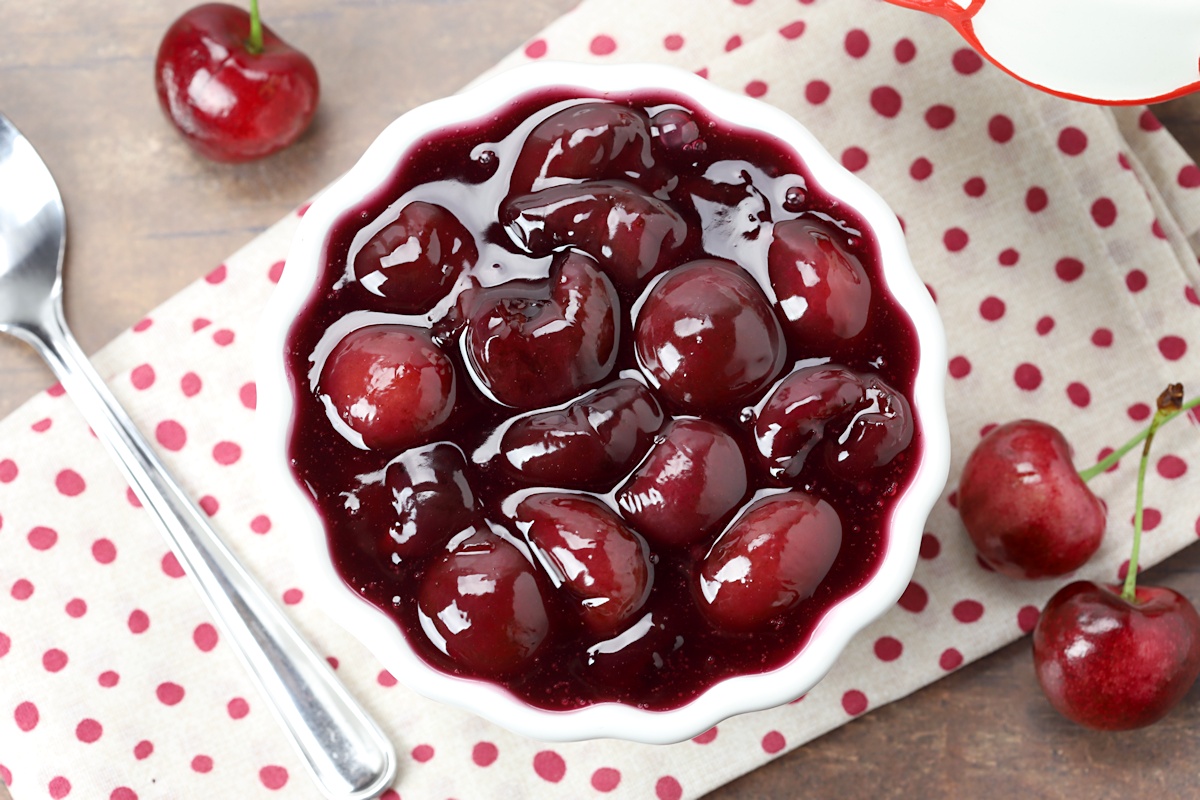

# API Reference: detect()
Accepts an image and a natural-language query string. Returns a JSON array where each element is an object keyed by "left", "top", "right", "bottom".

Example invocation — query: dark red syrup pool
[{"left": 283, "top": 86, "right": 923, "bottom": 711}]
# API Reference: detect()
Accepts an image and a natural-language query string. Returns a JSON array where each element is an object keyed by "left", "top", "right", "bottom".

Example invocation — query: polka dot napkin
[{"left": 4, "top": 1, "right": 1200, "bottom": 798}]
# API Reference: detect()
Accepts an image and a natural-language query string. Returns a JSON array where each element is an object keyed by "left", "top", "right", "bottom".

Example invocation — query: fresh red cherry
[
  {"left": 498, "top": 379, "right": 663, "bottom": 489},
  {"left": 353, "top": 202, "right": 477, "bottom": 313},
  {"left": 768, "top": 218, "right": 872, "bottom": 354},
  {"left": 503, "top": 180, "right": 688, "bottom": 286},
  {"left": 319, "top": 325, "right": 455, "bottom": 452},
  {"left": 753, "top": 365, "right": 913, "bottom": 482},
  {"left": 958, "top": 419, "right": 1105, "bottom": 579},
  {"left": 1033, "top": 581, "right": 1200, "bottom": 730},
  {"left": 509, "top": 102, "right": 653, "bottom": 194},
  {"left": 635, "top": 260, "right": 786, "bottom": 412},
  {"left": 616, "top": 418, "right": 748, "bottom": 548},
  {"left": 417, "top": 531, "right": 550, "bottom": 675},
  {"left": 515, "top": 493, "right": 652, "bottom": 635},
  {"left": 155, "top": 2, "right": 319, "bottom": 163},
  {"left": 697, "top": 492, "right": 842, "bottom": 631},
  {"left": 378, "top": 443, "right": 479, "bottom": 561},
  {"left": 462, "top": 251, "right": 618, "bottom": 409}
]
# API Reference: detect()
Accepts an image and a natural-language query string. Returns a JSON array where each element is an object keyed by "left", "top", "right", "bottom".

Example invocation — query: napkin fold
[{"left": 4, "top": 1, "right": 1200, "bottom": 798}]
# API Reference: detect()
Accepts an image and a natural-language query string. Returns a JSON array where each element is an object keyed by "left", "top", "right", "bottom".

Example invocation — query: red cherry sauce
[{"left": 283, "top": 87, "right": 923, "bottom": 711}]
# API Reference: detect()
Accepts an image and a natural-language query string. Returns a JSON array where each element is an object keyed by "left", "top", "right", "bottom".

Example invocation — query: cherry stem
[
  {"left": 1121, "top": 384, "right": 1183, "bottom": 603},
  {"left": 1078, "top": 393, "right": 1200, "bottom": 482},
  {"left": 247, "top": 0, "right": 264, "bottom": 55}
]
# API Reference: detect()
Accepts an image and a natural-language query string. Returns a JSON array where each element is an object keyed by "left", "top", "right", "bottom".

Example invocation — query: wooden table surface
[{"left": 4, "top": 2, "right": 1200, "bottom": 799}]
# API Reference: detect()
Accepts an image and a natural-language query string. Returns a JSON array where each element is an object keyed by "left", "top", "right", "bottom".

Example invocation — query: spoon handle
[{"left": 24, "top": 305, "right": 396, "bottom": 800}]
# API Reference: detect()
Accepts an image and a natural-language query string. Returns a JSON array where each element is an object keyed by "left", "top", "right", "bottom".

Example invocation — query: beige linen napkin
[{"left": 3, "top": 1, "right": 1200, "bottom": 798}]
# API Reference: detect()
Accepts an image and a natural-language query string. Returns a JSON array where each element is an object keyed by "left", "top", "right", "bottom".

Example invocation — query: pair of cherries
[{"left": 958, "top": 388, "right": 1200, "bottom": 731}]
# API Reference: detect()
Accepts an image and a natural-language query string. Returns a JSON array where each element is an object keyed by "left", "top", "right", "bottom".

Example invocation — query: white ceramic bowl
[{"left": 257, "top": 61, "right": 951, "bottom": 744}]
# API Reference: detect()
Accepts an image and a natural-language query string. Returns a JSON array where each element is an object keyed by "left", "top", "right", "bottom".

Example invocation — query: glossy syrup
[{"left": 284, "top": 87, "right": 923, "bottom": 711}]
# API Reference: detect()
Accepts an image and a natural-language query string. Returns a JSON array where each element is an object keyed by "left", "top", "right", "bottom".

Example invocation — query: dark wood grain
[{"left": 3, "top": 4, "right": 1200, "bottom": 799}]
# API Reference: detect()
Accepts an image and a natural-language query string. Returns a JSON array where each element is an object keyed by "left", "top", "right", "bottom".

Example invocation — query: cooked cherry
[
  {"left": 697, "top": 492, "right": 842, "bottom": 631},
  {"left": 515, "top": 493, "right": 652, "bottom": 635},
  {"left": 651, "top": 108, "right": 703, "bottom": 151},
  {"left": 463, "top": 251, "right": 618, "bottom": 408},
  {"left": 503, "top": 180, "right": 688, "bottom": 286},
  {"left": 616, "top": 418, "right": 747, "bottom": 548},
  {"left": 635, "top": 260, "right": 785, "bottom": 412},
  {"left": 754, "top": 365, "right": 912, "bottom": 482},
  {"left": 580, "top": 607, "right": 683, "bottom": 693},
  {"left": 319, "top": 325, "right": 455, "bottom": 451},
  {"left": 353, "top": 201, "right": 477, "bottom": 313},
  {"left": 509, "top": 102, "right": 653, "bottom": 194},
  {"left": 498, "top": 379, "right": 663, "bottom": 489},
  {"left": 417, "top": 531, "right": 550, "bottom": 674},
  {"left": 378, "top": 443, "right": 478, "bottom": 562},
  {"left": 768, "top": 218, "right": 871, "bottom": 353}
]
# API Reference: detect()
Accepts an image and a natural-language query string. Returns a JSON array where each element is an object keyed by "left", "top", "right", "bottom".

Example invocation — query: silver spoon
[{"left": 0, "top": 112, "right": 396, "bottom": 799}]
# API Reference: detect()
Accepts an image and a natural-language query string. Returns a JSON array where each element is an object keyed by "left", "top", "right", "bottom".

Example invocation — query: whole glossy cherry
[
  {"left": 1033, "top": 580, "right": 1200, "bottom": 730},
  {"left": 379, "top": 443, "right": 478, "bottom": 561},
  {"left": 958, "top": 420, "right": 1106, "bottom": 579},
  {"left": 155, "top": 3, "right": 319, "bottom": 162},
  {"left": 509, "top": 102, "right": 653, "bottom": 194}
]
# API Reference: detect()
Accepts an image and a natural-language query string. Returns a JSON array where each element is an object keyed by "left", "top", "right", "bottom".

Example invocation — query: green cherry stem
[
  {"left": 1078, "top": 392, "right": 1200, "bottom": 483},
  {"left": 247, "top": 0, "right": 264, "bottom": 55},
  {"left": 1121, "top": 384, "right": 1184, "bottom": 603}
]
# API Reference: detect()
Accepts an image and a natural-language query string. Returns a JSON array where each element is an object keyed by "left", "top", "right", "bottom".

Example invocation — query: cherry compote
[{"left": 283, "top": 87, "right": 923, "bottom": 710}]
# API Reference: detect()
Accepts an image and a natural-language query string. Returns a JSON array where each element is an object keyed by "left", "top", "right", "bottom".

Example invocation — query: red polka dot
[
  {"left": 1185, "top": 286, "right": 1200, "bottom": 305},
  {"left": 979, "top": 296, "right": 1005, "bottom": 321},
  {"left": 327, "top": 657, "right": 339, "bottom": 670},
  {"left": 99, "top": 670, "right": 120, "bottom": 687},
  {"left": 1128, "top": 402, "right": 1151, "bottom": 421},
  {"left": 180, "top": 372, "right": 202, "bottom": 397},
  {"left": 694, "top": 68, "right": 709, "bottom": 80},
  {"left": 870, "top": 86, "right": 902, "bottom": 118},
  {"left": 27, "top": 525, "right": 57, "bottom": 551},
  {"left": 805, "top": 80, "right": 831, "bottom": 104},
  {"left": 31, "top": 418, "right": 51, "bottom": 433},
  {"left": 842, "top": 690, "right": 868, "bottom": 715},
  {"left": 1055, "top": 257, "right": 1084, "bottom": 282},
  {"left": 845, "top": 29, "right": 870, "bottom": 58},
  {"left": 43, "top": 648, "right": 67, "bottom": 672},
  {"left": 379, "top": 793, "right": 399, "bottom": 800},
  {"left": 989, "top": 114, "right": 1015, "bottom": 143},
  {"left": 1125, "top": 269, "right": 1148, "bottom": 292},
  {"left": 76, "top": 718, "right": 102, "bottom": 743},
  {"left": 212, "top": 328, "right": 235, "bottom": 346},
  {"left": 943, "top": 228, "right": 969, "bottom": 252},
  {"left": 1091, "top": 328, "right": 1114, "bottom": 347},
  {"left": 156, "top": 420, "right": 187, "bottom": 451},
  {"left": 0, "top": 633, "right": 9, "bottom": 659},
  {"left": 874, "top": 636, "right": 903, "bottom": 661},
  {"left": 1017, "top": 605, "right": 1040, "bottom": 633},
  {"left": 472, "top": 741, "right": 498, "bottom": 766},
  {"left": 134, "top": 740, "right": 153, "bottom": 760},
  {"left": 1058, "top": 127, "right": 1088, "bottom": 155},
  {"left": 910, "top": 157, "right": 933, "bottom": 180},
  {"left": 1139, "top": 109, "right": 1163, "bottom": 131},
  {"left": 191, "top": 755, "right": 213, "bottom": 773},
  {"left": 199, "top": 495, "right": 219, "bottom": 516},
  {"left": 268, "top": 261, "right": 285, "bottom": 283},
  {"left": 592, "top": 767, "right": 622, "bottom": 792},
  {"left": 205, "top": 264, "right": 227, "bottom": 284},
  {"left": 377, "top": 669, "right": 398, "bottom": 687},
  {"left": 920, "top": 533, "right": 941, "bottom": 559},
  {"left": 1036, "top": 316, "right": 1055, "bottom": 336},
  {"left": 130, "top": 364, "right": 155, "bottom": 390},
  {"left": 133, "top": 318, "right": 153, "bottom": 332},
  {"left": 65, "top": 598, "right": 87, "bottom": 618},
  {"left": 745, "top": 80, "right": 768, "bottom": 98},
  {"left": 126, "top": 487, "right": 142, "bottom": 507},
  {"left": 251, "top": 514, "right": 272, "bottom": 534},
  {"left": 156, "top": 681, "right": 185, "bottom": 706},
  {"left": 1158, "top": 455, "right": 1187, "bottom": 479},
  {"left": 128, "top": 610, "right": 149, "bottom": 634},
  {"left": 952, "top": 48, "right": 983, "bottom": 74},
  {"left": 1025, "top": 187, "right": 1048, "bottom": 212},
  {"left": 193, "top": 623, "right": 218, "bottom": 652},
  {"left": 761, "top": 730, "right": 787, "bottom": 754},
  {"left": 49, "top": 776, "right": 70, "bottom": 798},
  {"left": 998, "top": 248, "right": 1020, "bottom": 266},
  {"left": 948, "top": 356, "right": 971, "bottom": 379},
  {"left": 1067, "top": 382, "right": 1091, "bottom": 407},
  {"left": 656, "top": 776, "right": 683, "bottom": 800},
  {"left": 239, "top": 382, "right": 257, "bottom": 409},
  {"left": 1152, "top": 219, "right": 1167, "bottom": 239},
  {"left": 779, "top": 20, "right": 805, "bottom": 40},
  {"left": 963, "top": 176, "right": 986, "bottom": 197},
  {"left": 14, "top": 701, "right": 38, "bottom": 731},
  {"left": 663, "top": 33, "right": 684, "bottom": 51},
  {"left": 0, "top": 458, "right": 16, "bottom": 482},
  {"left": 533, "top": 750, "right": 566, "bottom": 782},
  {"left": 939, "top": 648, "right": 964, "bottom": 670},
  {"left": 692, "top": 727, "right": 719, "bottom": 744},
  {"left": 56, "top": 469, "right": 85, "bottom": 496},
  {"left": 925, "top": 105, "right": 956, "bottom": 129},
  {"left": 842, "top": 147, "right": 869, "bottom": 172},
  {"left": 523, "top": 38, "right": 547, "bottom": 59},
  {"left": 162, "top": 552, "right": 185, "bottom": 578},
  {"left": 259, "top": 766, "right": 288, "bottom": 790},
  {"left": 227, "top": 697, "right": 250, "bottom": 719},
  {"left": 1014, "top": 363, "right": 1042, "bottom": 390},
  {"left": 589, "top": 34, "right": 616, "bottom": 56},
  {"left": 724, "top": 35, "right": 743, "bottom": 52},
  {"left": 1158, "top": 335, "right": 1187, "bottom": 360},
  {"left": 213, "top": 441, "right": 242, "bottom": 465},
  {"left": 11, "top": 579, "right": 34, "bottom": 599},
  {"left": 1141, "top": 508, "right": 1163, "bottom": 531},
  {"left": 111, "top": 790, "right": 137, "bottom": 800},
  {"left": 1091, "top": 198, "right": 1117, "bottom": 227},
  {"left": 898, "top": 581, "right": 928, "bottom": 612},
  {"left": 894, "top": 37, "right": 916, "bottom": 63},
  {"left": 953, "top": 599, "right": 984, "bottom": 622},
  {"left": 283, "top": 588, "right": 303, "bottom": 605},
  {"left": 1178, "top": 164, "right": 1200, "bottom": 188}
]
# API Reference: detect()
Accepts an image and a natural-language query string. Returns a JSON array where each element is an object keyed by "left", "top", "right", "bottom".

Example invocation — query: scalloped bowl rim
[{"left": 256, "top": 61, "right": 951, "bottom": 745}]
